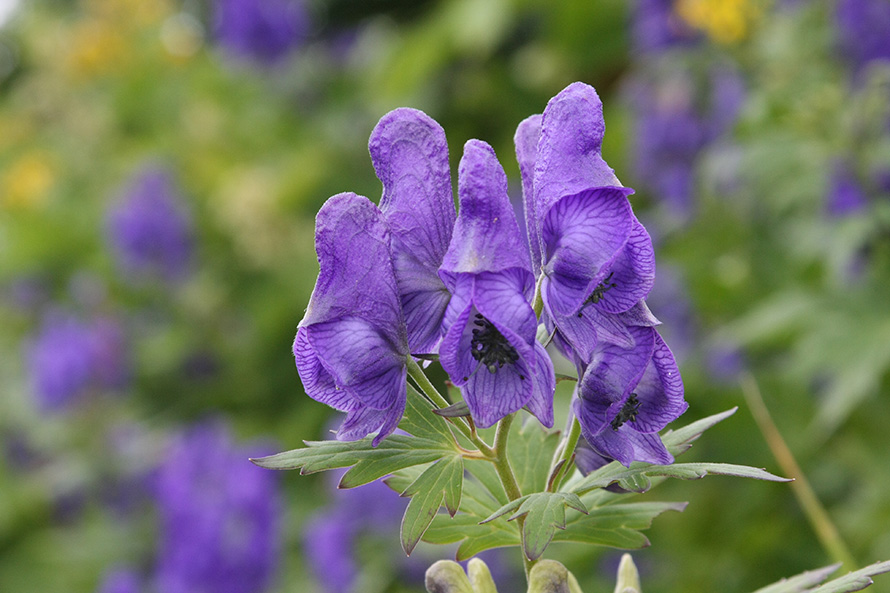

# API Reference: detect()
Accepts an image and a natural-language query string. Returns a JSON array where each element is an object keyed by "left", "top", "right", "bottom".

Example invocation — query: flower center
[
  {"left": 611, "top": 393, "right": 640, "bottom": 431},
  {"left": 470, "top": 313, "right": 520, "bottom": 374},
  {"left": 577, "top": 272, "right": 617, "bottom": 318}
]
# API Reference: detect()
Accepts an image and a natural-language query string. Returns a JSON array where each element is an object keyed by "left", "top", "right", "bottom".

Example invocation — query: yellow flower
[
  {"left": 2, "top": 152, "right": 55, "bottom": 209},
  {"left": 66, "top": 18, "right": 128, "bottom": 78},
  {"left": 675, "top": 0, "right": 760, "bottom": 44}
]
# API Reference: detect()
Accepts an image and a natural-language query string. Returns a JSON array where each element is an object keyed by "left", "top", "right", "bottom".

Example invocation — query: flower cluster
[
  {"left": 153, "top": 421, "right": 281, "bottom": 593},
  {"left": 105, "top": 166, "right": 193, "bottom": 284},
  {"left": 835, "top": 0, "right": 890, "bottom": 74},
  {"left": 26, "top": 309, "right": 129, "bottom": 411},
  {"left": 212, "top": 0, "right": 310, "bottom": 66},
  {"left": 295, "top": 83, "right": 687, "bottom": 466}
]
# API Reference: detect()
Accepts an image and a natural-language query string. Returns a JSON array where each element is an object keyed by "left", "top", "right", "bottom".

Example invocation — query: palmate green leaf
[
  {"left": 753, "top": 560, "right": 890, "bottom": 593},
  {"left": 552, "top": 501, "right": 688, "bottom": 550},
  {"left": 571, "top": 461, "right": 789, "bottom": 495},
  {"left": 508, "top": 420, "right": 561, "bottom": 495},
  {"left": 568, "top": 408, "right": 789, "bottom": 496},
  {"left": 482, "top": 492, "right": 588, "bottom": 560},
  {"left": 399, "top": 454, "right": 464, "bottom": 555},
  {"left": 422, "top": 467, "right": 520, "bottom": 561},
  {"left": 251, "top": 385, "right": 460, "bottom": 489},
  {"left": 661, "top": 407, "right": 739, "bottom": 456},
  {"left": 399, "top": 384, "right": 457, "bottom": 443}
]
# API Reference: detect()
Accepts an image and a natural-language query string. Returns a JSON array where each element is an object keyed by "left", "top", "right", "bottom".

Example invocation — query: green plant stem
[
  {"left": 406, "top": 358, "right": 495, "bottom": 458},
  {"left": 740, "top": 372, "right": 858, "bottom": 571},
  {"left": 532, "top": 278, "right": 544, "bottom": 318},
  {"left": 491, "top": 413, "right": 537, "bottom": 579},
  {"left": 548, "top": 417, "right": 581, "bottom": 492}
]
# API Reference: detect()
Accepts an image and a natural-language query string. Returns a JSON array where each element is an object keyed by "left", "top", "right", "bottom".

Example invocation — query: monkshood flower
[
  {"left": 105, "top": 166, "right": 192, "bottom": 283},
  {"left": 213, "top": 0, "right": 309, "bottom": 65},
  {"left": 154, "top": 421, "right": 281, "bottom": 593},
  {"left": 25, "top": 310, "right": 129, "bottom": 411},
  {"left": 369, "top": 108, "right": 456, "bottom": 355},
  {"left": 835, "top": 0, "right": 890, "bottom": 73},
  {"left": 826, "top": 161, "right": 869, "bottom": 217},
  {"left": 304, "top": 468, "right": 408, "bottom": 593},
  {"left": 294, "top": 193, "right": 410, "bottom": 445},
  {"left": 574, "top": 325, "right": 687, "bottom": 466},
  {"left": 627, "top": 65, "right": 745, "bottom": 219},
  {"left": 438, "top": 140, "right": 555, "bottom": 428},
  {"left": 632, "top": 0, "right": 700, "bottom": 54},
  {"left": 516, "top": 82, "right": 657, "bottom": 363}
]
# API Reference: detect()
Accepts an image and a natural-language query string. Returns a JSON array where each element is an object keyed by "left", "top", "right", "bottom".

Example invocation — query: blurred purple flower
[
  {"left": 629, "top": 65, "right": 745, "bottom": 219},
  {"left": 835, "top": 0, "right": 890, "bottom": 73},
  {"left": 704, "top": 338, "right": 747, "bottom": 384},
  {"left": 153, "top": 421, "right": 281, "bottom": 593},
  {"left": 631, "top": 0, "right": 700, "bottom": 54},
  {"left": 644, "top": 264, "right": 695, "bottom": 364},
  {"left": 96, "top": 568, "right": 142, "bottom": 593},
  {"left": 213, "top": 0, "right": 310, "bottom": 65},
  {"left": 25, "top": 310, "right": 129, "bottom": 411},
  {"left": 826, "top": 161, "right": 869, "bottom": 217},
  {"left": 304, "top": 470, "right": 407, "bottom": 593},
  {"left": 106, "top": 167, "right": 193, "bottom": 283}
]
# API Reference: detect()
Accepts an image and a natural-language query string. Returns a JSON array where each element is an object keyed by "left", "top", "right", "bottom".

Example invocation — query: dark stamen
[
  {"left": 611, "top": 393, "right": 640, "bottom": 431},
  {"left": 469, "top": 313, "right": 519, "bottom": 375},
  {"left": 578, "top": 272, "right": 617, "bottom": 318}
]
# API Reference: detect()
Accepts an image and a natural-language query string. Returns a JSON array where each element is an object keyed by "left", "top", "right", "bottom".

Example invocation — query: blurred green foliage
[{"left": 1, "top": 0, "right": 889, "bottom": 592}]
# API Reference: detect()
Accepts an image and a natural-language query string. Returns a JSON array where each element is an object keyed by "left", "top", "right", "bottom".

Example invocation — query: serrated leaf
[
  {"left": 808, "top": 560, "right": 890, "bottom": 593},
  {"left": 433, "top": 401, "right": 472, "bottom": 418},
  {"left": 399, "top": 384, "right": 457, "bottom": 444},
  {"left": 551, "top": 526, "right": 651, "bottom": 549},
  {"left": 552, "top": 501, "right": 686, "bottom": 552},
  {"left": 422, "top": 473, "right": 520, "bottom": 560},
  {"left": 571, "top": 501, "right": 688, "bottom": 530},
  {"left": 482, "top": 492, "right": 588, "bottom": 561},
  {"left": 572, "top": 461, "right": 789, "bottom": 496},
  {"left": 508, "top": 420, "right": 562, "bottom": 495},
  {"left": 251, "top": 434, "right": 449, "bottom": 475},
  {"left": 753, "top": 564, "right": 842, "bottom": 593},
  {"left": 252, "top": 387, "right": 460, "bottom": 489},
  {"left": 753, "top": 560, "right": 890, "bottom": 593},
  {"left": 662, "top": 407, "right": 738, "bottom": 456},
  {"left": 399, "top": 455, "right": 464, "bottom": 555}
]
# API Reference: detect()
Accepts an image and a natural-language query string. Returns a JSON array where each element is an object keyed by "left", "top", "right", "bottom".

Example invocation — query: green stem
[
  {"left": 532, "top": 277, "right": 544, "bottom": 318},
  {"left": 491, "top": 413, "right": 537, "bottom": 578},
  {"left": 740, "top": 373, "right": 858, "bottom": 571},
  {"left": 406, "top": 358, "right": 495, "bottom": 458},
  {"left": 547, "top": 417, "right": 581, "bottom": 492}
]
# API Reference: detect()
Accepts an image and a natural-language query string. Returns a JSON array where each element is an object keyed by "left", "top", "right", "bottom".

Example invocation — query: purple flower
[
  {"left": 25, "top": 310, "right": 129, "bottom": 411},
  {"left": 96, "top": 568, "right": 142, "bottom": 593},
  {"left": 153, "top": 421, "right": 281, "bottom": 593},
  {"left": 835, "top": 0, "right": 890, "bottom": 73},
  {"left": 304, "top": 468, "right": 408, "bottom": 593},
  {"left": 631, "top": 0, "right": 700, "bottom": 54},
  {"left": 826, "top": 161, "right": 869, "bottom": 217},
  {"left": 516, "top": 82, "right": 657, "bottom": 363},
  {"left": 438, "top": 140, "right": 555, "bottom": 428},
  {"left": 213, "top": 0, "right": 310, "bottom": 65},
  {"left": 294, "top": 193, "right": 410, "bottom": 445},
  {"left": 105, "top": 167, "right": 193, "bottom": 283},
  {"left": 574, "top": 325, "right": 687, "bottom": 467},
  {"left": 369, "top": 108, "right": 456, "bottom": 355},
  {"left": 304, "top": 516, "right": 358, "bottom": 593},
  {"left": 628, "top": 65, "right": 744, "bottom": 219}
]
